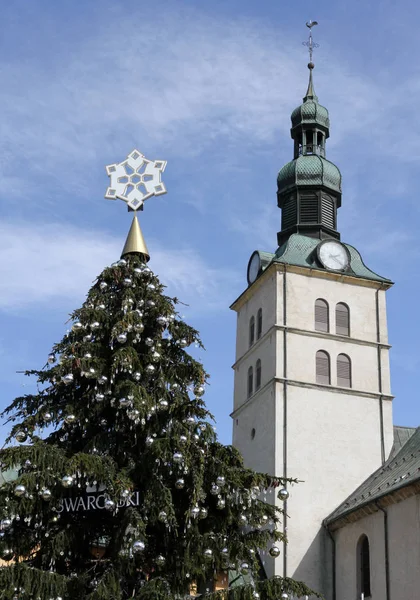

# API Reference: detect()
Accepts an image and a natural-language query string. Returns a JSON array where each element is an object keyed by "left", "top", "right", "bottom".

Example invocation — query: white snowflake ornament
[{"left": 105, "top": 149, "right": 167, "bottom": 211}]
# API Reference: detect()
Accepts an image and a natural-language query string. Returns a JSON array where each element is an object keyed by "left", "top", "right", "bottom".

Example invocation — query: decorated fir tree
[{"left": 0, "top": 150, "right": 318, "bottom": 600}]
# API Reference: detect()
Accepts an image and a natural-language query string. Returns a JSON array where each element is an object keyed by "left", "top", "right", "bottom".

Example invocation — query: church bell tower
[{"left": 230, "top": 23, "right": 394, "bottom": 599}]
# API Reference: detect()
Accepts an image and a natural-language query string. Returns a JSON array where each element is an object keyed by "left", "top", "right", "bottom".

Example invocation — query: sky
[{"left": 1, "top": 0, "right": 420, "bottom": 446}]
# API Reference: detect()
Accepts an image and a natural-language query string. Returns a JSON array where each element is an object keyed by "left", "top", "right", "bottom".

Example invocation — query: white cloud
[{"left": 0, "top": 221, "right": 238, "bottom": 313}]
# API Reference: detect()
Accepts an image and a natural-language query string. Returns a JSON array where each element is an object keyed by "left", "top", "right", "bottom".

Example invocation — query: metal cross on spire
[{"left": 303, "top": 20, "right": 319, "bottom": 66}]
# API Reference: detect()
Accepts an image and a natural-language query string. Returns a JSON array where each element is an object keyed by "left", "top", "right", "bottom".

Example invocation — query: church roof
[
  {"left": 257, "top": 234, "right": 391, "bottom": 284},
  {"left": 325, "top": 425, "right": 420, "bottom": 529},
  {"left": 277, "top": 155, "right": 342, "bottom": 196}
]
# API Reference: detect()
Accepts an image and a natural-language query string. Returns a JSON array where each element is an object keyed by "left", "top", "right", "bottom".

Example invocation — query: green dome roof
[
  {"left": 277, "top": 155, "right": 342, "bottom": 195},
  {"left": 291, "top": 99, "right": 329, "bottom": 130},
  {"left": 290, "top": 69, "right": 330, "bottom": 131}
]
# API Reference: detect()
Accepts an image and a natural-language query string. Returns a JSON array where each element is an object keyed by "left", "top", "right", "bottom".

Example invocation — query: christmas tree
[{"left": 0, "top": 153, "right": 319, "bottom": 600}]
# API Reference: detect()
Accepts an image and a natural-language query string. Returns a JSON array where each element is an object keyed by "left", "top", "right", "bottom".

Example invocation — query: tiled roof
[
  {"left": 262, "top": 234, "right": 391, "bottom": 284},
  {"left": 325, "top": 425, "right": 420, "bottom": 526}
]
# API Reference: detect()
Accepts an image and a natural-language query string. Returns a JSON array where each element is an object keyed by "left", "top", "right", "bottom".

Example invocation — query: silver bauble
[
  {"left": 15, "top": 431, "right": 27, "bottom": 443},
  {"left": 145, "top": 337, "right": 154, "bottom": 347},
  {"left": 280, "top": 594, "right": 289, "bottom": 600},
  {"left": 47, "top": 354, "right": 56, "bottom": 364},
  {"left": 134, "top": 322, "right": 144, "bottom": 333},
  {"left": 95, "top": 393, "right": 105, "bottom": 402},
  {"left": 132, "top": 540, "right": 145, "bottom": 554},
  {"left": 128, "top": 409, "right": 140, "bottom": 421},
  {"left": 240, "top": 514, "right": 248, "bottom": 524},
  {"left": 210, "top": 484, "right": 220, "bottom": 495},
  {"left": 216, "top": 476, "right": 226, "bottom": 487},
  {"left": 158, "top": 511, "right": 167, "bottom": 523},
  {"left": 184, "top": 416, "right": 195, "bottom": 426},
  {"left": 190, "top": 505, "right": 200, "bottom": 518},
  {"left": 269, "top": 545, "right": 281, "bottom": 558},
  {"left": 217, "top": 498, "right": 226, "bottom": 510},
  {"left": 64, "top": 415, "right": 76, "bottom": 425},
  {"left": 175, "top": 478, "right": 185, "bottom": 489},
  {"left": 134, "top": 267, "right": 143, "bottom": 275},
  {"left": 98, "top": 303, "right": 106, "bottom": 310},
  {"left": 91, "top": 321, "right": 100, "bottom": 330},
  {"left": 146, "top": 365, "right": 155, "bottom": 373},
  {"left": 84, "top": 352, "right": 92, "bottom": 359},
  {"left": 194, "top": 385, "right": 205, "bottom": 397},
  {"left": 199, "top": 507, "right": 208, "bottom": 519},
  {"left": 43, "top": 411, "right": 53, "bottom": 422},
  {"left": 62, "top": 373, "right": 74, "bottom": 385},
  {"left": 159, "top": 399, "right": 168, "bottom": 410},
  {"left": 100, "top": 281, "right": 108, "bottom": 290},
  {"left": 203, "top": 548, "right": 213, "bottom": 561},
  {"left": 173, "top": 452, "right": 183, "bottom": 464},
  {"left": 240, "top": 562, "right": 249, "bottom": 575},
  {"left": 61, "top": 475, "right": 73, "bottom": 488},
  {"left": 98, "top": 375, "right": 108, "bottom": 385},
  {"left": 145, "top": 437, "right": 154, "bottom": 447},
  {"left": 151, "top": 351, "right": 160, "bottom": 362},
  {"left": 117, "top": 258, "right": 127, "bottom": 266},
  {"left": 41, "top": 489, "right": 52, "bottom": 501},
  {"left": 123, "top": 278, "right": 132, "bottom": 287},
  {"left": 179, "top": 435, "right": 188, "bottom": 444},
  {"left": 1, "top": 518, "right": 12, "bottom": 530},
  {"left": 119, "top": 397, "right": 131, "bottom": 408},
  {"left": 147, "top": 300, "right": 156, "bottom": 308},
  {"left": 279, "top": 488, "right": 289, "bottom": 501},
  {"left": 84, "top": 334, "right": 93, "bottom": 342},
  {"left": 104, "top": 499, "right": 115, "bottom": 511},
  {"left": 134, "top": 372, "right": 141, "bottom": 381},
  {"left": 72, "top": 321, "right": 83, "bottom": 331},
  {"left": 156, "top": 316, "right": 167, "bottom": 326},
  {"left": 171, "top": 382, "right": 179, "bottom": 390},
  {"left": 117, "top": 332, "right": 127, "bottom": 343},
  {"left": 2, "top": 549, "right": 13, "bottom": 560},
  {"left": 147, "top": 283, "right": 156, "bottom": 290},
  {"left": 156, "top": 554, "right": 166, "bottom": 566},
  {"left": 179, "top": 338, "right": 188, "bottom": 348},
  {"left": 253, "top": 592, "right": 260, "bottom": 599},
  {"left": 14, "top": 484, "right": 26, "bottom": 497},
  {"left": 261, "top": 515, "right": 269, "bottom": 525}
]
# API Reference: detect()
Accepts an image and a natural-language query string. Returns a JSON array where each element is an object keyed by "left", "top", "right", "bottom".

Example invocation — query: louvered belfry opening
[
  {"left": 249, "top": 316, "right": 255, "bottom": 347},
  {"left": 337, "top": 354, "right": 351, "bottom": 388},
  {"left": 315, "top": 299, "right": 329, "bottom": 332},
  {"left": 316, "top": 350, "right": 330, "bottom": 384},
  {"left": 247, "top": 366, "right": 254, "bottom": 398},
  {"left": 336, "top": 302, "right": 350, "bottom": 336},
  {"left": 256, "top": 359, "right": 261, "bottom": 390},
  {"left": 277, "top": 188, "right": 340, "bottom": 245}
]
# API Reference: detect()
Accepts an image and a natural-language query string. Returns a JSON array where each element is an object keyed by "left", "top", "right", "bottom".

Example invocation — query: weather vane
[
  {"left": 303, "top": 20, "right": 319, "bottom": 66},
  {"left": 105, "top": 149, "right": 167, "bottom": 211}
]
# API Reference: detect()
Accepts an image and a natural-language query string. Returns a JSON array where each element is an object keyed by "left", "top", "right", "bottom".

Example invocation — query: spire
[
  {"left": 121, "top": 214, "right": 150, "bottom": 262},
  {"left": 303, "top": 65, "right": 318, "bottom": 102},
  {"left": 302, "top": 20, "right": 319, "bottom": 102}
]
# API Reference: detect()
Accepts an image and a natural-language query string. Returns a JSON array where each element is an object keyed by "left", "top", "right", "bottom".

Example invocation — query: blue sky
[{"left": 1, "top": 0, "right": 420, "bottom": 445}]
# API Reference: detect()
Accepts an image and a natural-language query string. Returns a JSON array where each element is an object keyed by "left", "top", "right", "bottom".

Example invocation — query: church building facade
[{"left": 230, "top": 53, "right": 420, "bottom": 599}]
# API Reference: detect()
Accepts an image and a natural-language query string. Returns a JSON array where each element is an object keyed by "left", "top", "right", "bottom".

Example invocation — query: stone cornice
[
  {"left": 232, "top": 323, "right": 391, "bottom": 370},
  {"left": 230, "top": 262, "right": 392, "bottom": 313}
]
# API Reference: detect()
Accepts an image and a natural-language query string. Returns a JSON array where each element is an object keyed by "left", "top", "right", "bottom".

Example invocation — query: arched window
[
  {"left": 256, "top": 359, "right": 261, "bottom": 390},
  {"left": 249, "top": 316, "right": 255, "bottom": 347},
  {"left": 247, "top": 366, "right": 254, "bottom": 398},
  {"left": 336, "top": 302, "right": 350, "bottom": 336},
  {"left": 337, "top": 354, "right": 351, "bottom": 388},
  {"left": 357, "top": 535, "right": 371, "bottom": 598},
  {"left": 257, "top": 308, "right": 262, "bottom": 339},
  {"left": 316, "top": 350, "right": 330, "bottom": 385},
  {"left": 315, "top": 299, "right": 329, "bottom": 332}
]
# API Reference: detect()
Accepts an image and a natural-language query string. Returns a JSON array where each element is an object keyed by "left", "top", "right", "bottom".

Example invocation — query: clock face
[
  {"left": 247, "top": 252, "right": 261, "bottom": 284},
  {"left": 317, "top": 240, "right": 350, "bottom": 271}
]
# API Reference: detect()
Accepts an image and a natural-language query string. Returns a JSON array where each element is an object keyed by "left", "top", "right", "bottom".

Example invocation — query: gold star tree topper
[{"left": 105, "top": 149, "right": 167, "bottom": 262}]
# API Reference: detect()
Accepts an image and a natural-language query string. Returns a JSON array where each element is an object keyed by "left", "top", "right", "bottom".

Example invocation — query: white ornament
[{"left": 105, "top": 149, "right": 167, "bottom": 211}]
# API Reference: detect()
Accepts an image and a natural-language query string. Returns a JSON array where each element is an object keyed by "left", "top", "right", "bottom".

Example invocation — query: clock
[
  {"left": 317, "top": 240, "right": 350, "bottom": 271},
  {"left": 247, "top": 251, "right": 261, "bottom": 285}
]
